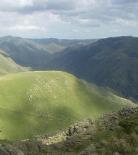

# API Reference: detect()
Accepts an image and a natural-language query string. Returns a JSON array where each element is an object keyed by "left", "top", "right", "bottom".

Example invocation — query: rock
[
  {"left": 119, "top": 107, "right": 137, "bottom": 118},
  {"left": 0, "top": 107, "right": 137, "bottom": 155},
  {"left": 0, "top": 147, "right": 9, "bottom": 155},
  {"left": 0, "top": 145, "right": 24, "bottom": 155},
  {"left": 66, "top": 119, "right": 93, "bottom": 136},
  {"left": 113, "top": 152, "right": 120, "bottom": 155},
  {"left": 135, "top": 147, "right": 138, "bottom": 152},
  {"left": 16, "top": 141, "right": 40, "bottom": 155}
]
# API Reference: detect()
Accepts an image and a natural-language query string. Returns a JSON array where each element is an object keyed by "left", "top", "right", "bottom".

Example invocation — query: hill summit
[{"left": 0, "top": 71, "right": 135, "bottom": 140}]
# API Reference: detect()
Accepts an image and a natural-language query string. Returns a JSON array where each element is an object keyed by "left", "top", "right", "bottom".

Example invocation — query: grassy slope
[
  {"left": 38, "top": 107, "right": 138, "bottom": 155},
  {"left": 0, "top": 50, "right": 27, "bottom": 75},
  {"left": 0, "top": 107, "right": 137, "bottom": 155},
  {"left": 0, "top": 71, "right": 135, "bottom": 140}
]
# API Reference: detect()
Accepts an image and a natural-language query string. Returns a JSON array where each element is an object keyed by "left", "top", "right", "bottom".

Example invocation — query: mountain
[
  {"left": 0, "top": 36, "right": 51, "bottom": 68},
  {"left": 0, "top": 49, "right": 27, "bottom": 75},
  {"left": 49, "top": 36, "right": 138, "bottom": 100},
  {"left": 31, "top": 38, "right": 96, "bottom": 54},
  {"left": 0, "top": 107, "right": 137, "bottom": 155},
  {"left": 0, "top": 36, "right": 138, "bottom": 101},
  {"left": 0, "top": 36, "right": 96, "bottom": 68},
  {"left": 0, "top": 71, "right": 135, "bottom": 140}
]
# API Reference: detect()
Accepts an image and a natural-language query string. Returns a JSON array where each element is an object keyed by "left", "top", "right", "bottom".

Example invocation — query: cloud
[
  {"left": 111, "top": 0, "right": 138, "bottom": 5},
  {"left": 0, "top": 0, "right": 137, "bottom": 38},
  {"left": 0, "top": 0, "right": 76, "bottom": 13}
]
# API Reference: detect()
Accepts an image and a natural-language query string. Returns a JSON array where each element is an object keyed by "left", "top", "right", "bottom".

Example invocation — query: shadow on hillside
[{"left": 0, "top": 99, "right": 78, "bottom": 140}]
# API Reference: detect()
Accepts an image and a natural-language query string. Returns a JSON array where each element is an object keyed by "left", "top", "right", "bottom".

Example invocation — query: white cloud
[
  {"left": 19, "top": 0, "right": 33, "bottom": 6},
  {"left": 9, "top": 25, "right": 41, "bottom": 31},
  {"left": 0, "top": 0, "right": 137, "bottom": 38}
]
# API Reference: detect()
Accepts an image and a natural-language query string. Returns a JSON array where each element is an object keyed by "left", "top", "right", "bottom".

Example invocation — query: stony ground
[{"left": 0, "top": 107, "right": 138, "bottom": 155}]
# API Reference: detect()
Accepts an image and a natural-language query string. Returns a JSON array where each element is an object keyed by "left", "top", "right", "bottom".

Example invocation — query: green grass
[
  {"left": 0, "top": 50, "right": 27, "bottom": 75},
  {"left": 0, "top": 71, "right": 136, "bottom": 140}
]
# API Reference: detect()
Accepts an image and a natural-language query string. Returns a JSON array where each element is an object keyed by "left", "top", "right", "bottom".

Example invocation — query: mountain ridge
[
  {"left": 48, "top": 36, "right": 138, "bottom": 100},
  {"left": 0, "top": 36, "right": 138, "bottom": 100}
]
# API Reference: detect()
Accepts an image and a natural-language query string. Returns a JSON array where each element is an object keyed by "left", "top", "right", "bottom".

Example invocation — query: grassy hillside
[
  {"left": 34, "top": 107, "right": 138, "bottom": 155},
  {"left": 0, "top": 71, "right": 135, "bottom": 140},
  {"left": 0, "top": 49, "right": 27, "bottom": 75},
  {"left": 0, "top": 107, "right": 137, "bottom": 155}
]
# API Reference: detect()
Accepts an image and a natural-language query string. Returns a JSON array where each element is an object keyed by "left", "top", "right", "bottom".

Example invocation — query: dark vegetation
[
  {"left": 0, "top": 107, "right": 137, "bottom": 155},
  {"left": 49, "top": 36, "right": 138, "bottom": 101}
]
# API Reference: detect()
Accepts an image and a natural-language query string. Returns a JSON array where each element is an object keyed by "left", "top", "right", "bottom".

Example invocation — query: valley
[
  {"left": 0, "top": 36, "right": 138, "bottom": 100},
  {"left": 0, "top": 36, "right": 137, "bottom": 155},
  {"left": 0, "top": 0, "right": 138, "bottom": 154}
]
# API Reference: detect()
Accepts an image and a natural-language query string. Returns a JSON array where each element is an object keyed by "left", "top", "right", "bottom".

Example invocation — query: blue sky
[{"left": 0, "top": 0, "right": 137, "bottom": 39}]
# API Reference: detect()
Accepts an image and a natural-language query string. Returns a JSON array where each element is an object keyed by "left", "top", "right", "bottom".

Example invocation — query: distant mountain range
[
  {"left": 0, "top": 36, "right": 96, "bottom": 68},
  {"left": 50, "top": 36, "right": 138, "bottom": 101},
  {"left": 0, "top": 36, "right": 138, "bottom": 100}
]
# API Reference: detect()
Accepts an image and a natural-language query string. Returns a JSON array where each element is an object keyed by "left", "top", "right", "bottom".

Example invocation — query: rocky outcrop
[{"left": 0, "top": 107, "right": 137, "bottom": 155}]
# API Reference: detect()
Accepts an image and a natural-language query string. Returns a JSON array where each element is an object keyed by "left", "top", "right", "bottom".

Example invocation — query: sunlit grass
[{"left": 0, "top": 71, "right": 135, "bottom": 140}]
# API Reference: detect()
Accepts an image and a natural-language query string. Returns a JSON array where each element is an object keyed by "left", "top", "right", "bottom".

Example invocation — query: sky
[{"left": 0, "top": 0, "right": 138, "bottom": 39}]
